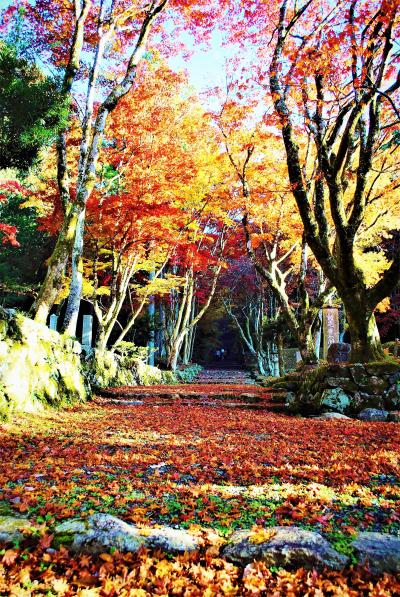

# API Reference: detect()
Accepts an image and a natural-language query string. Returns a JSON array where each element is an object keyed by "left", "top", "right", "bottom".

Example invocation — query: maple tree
[
  {"left": 75, "top": 63, "right": 208, "bottom": 351},
  {"left": 220, "top": 256, "right": 280, "bottom": 375},
  {"left": 163, "top": 224, "right": 228, "bottom": 369},
  {"left": 0, "top": 0, "right": 172, "bottom": 329},
  {"left": 70, "top": 62, "right": 228, "bottom": 360},
  {"left": 248, "top": 0, "right": 400, "bottom": 362},
  {"left": 214, "top": 94, "right": 334, "bottom": 365}
]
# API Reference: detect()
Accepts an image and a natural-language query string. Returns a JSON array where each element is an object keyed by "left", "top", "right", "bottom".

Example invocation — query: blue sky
[
  {"left": 168, "top": 30, "right": 234, "bottom": 95},
  {"left": 0, "top": 0, "right": 232, "bottom": 95}
]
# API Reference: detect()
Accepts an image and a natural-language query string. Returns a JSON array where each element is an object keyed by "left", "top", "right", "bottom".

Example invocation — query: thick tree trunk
[
  {"left": 345, "top": 305, "right": 384, "bottom": 362},
  {"left": 256, "top": 352, "right": 270, "bottom": 376},
  {"left": 95, "top": 326, "right": 108, "bottom": 352},
  {"left": 33, "top": 205, "right": 79, "bottom": 324},
  {"left": 147, "top": 269, "right": 156, "bottom": 366}
]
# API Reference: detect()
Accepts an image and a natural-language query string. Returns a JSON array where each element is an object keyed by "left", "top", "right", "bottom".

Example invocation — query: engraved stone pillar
[{"left": 322, "top": 307, "right": 339, "bottom": 359}]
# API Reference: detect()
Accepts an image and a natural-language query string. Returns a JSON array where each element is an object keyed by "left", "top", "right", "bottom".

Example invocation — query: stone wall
[
  {"left": 0, "top": 308, "right": 87, "bottom": 419},
  {"left": 0, "top": 310, "right": 181, "bottom": 420},
  {"left": 288, "top": 362, "right": 400, "bottom": 415}
]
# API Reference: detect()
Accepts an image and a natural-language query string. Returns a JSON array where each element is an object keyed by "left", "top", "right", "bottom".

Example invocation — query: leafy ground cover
[{"left": 0, "top": 392, "right": 399, "bottom": 594}]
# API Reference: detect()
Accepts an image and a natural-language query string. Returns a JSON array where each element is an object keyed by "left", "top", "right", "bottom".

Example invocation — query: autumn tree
[
  {"left": 220, "top": 256, "right": 279, "bottom": 375},
  {"left": 163, "top": 221, "right": 228, "bottom": 370},
  {"left": 0, "top": 0, "right": 178, "bottom": 330},
  {"left": 0, "top": 180, "right": 23, "bottom": 247},
  {"left": 265, "top": 0, "right": 400, "bottom": 362},
  {"left": 214, "top": 92, "right": 333, "bottom": 364}
]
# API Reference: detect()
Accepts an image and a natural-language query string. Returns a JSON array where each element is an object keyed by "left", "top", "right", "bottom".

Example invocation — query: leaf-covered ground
[{"left": 0, "top": 392, "right": 399, "bottom": 595}]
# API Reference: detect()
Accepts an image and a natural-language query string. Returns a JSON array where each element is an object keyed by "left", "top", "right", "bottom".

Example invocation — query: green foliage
[
  {"left": 0, "top": 43, "right": 68, "bottom": 171},
  {"left": 0, "top": 194, "right": 52, "bottom": 307},
  {"left": 326, "top": 531, "right": 358, "bottom": 566},
  {"left": 113, "top": 342, "right": 148, "bottom": 363},
  {"left": 175, "top": 363, "right": 203, "bottom": 383}
]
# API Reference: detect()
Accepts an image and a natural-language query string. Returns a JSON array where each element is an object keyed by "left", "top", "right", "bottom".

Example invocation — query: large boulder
[
  {"left": 352, "top": 532, "right": 400, "bottom": 574},
  {"left": 222, "top": 527, "right": 348, "bottom": 571},
  {"left": 54, "top": 513, "right": 201, "bottom": 554},
  {"left": 327, "top": 343, "right": 351, "bottom": 363}
]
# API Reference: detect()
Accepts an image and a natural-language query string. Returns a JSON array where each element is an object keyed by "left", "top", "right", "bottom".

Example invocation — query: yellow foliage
[{"left": 249, "top": 526, "right": 276, "bottom": 544}]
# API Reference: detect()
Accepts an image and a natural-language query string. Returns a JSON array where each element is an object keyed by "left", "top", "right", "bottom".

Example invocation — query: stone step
[
  {"left": 98, "top": 396, "right": 286, "bottom": 412},
  {"left": 194, "top": 368, "right": 255, "bottom": 385}
]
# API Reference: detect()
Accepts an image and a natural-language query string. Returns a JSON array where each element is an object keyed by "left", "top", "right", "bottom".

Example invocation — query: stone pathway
[{"left": 97, "top": 369, "right": 286, "bottom": 413}]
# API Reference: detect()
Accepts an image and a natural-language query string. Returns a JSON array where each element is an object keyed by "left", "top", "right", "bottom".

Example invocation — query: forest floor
[{"left": 0, "top": 385, "right": 399, "bottom": 595}]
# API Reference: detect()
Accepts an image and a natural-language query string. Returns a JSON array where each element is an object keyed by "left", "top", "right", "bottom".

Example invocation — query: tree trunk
[
  {"left": 95, "top": 326, "right": 108, "bottom": 352},
  {"left": 33, "top": 205, "right": 79, "bottom": 324},
  {"left": 298, "top": 326, "right": 319, "bottom": 366},
  {"left": 313, "top": 311, "right": 322, "bottom": 359},
  {"left": 345, "top": 305, "right": 385, "bottom": 362},
  {"left": 63, "top": 207, "right": 86, "bottom": 335},
  {"left": 147, "top": 269, "right": 156, "bottom": 366},
  {"left": 168, "top": 337, "right": 184, "bottom": 371},
  {"left": 256, "top": 351, "right": 270, "bottom": 376}
]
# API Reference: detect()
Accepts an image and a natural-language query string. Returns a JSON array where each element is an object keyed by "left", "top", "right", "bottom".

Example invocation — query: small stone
[
  {"left": 352, "top": 532, "right": 400, "bottom": 574},
  {"left": 359, "top": 376, "right": 387, "bottom": 395},
  {"left": 320, "top": 388, "right": 351, "bottom": 413},
  {"left": 352, "top": 392, "right": 384, "bottom": 411},
  {"left": 385, "top": 384, "right": 400, "bottom": 409},
  {"left": 285, "top": 392, "right": 296, "bottom": 405},
  {"left": 356, "top": 408, "right": 389, "bottom": 422},
  {"left": 350, "top": 364, "right": 367, "bottom": 385},
  {"left": 325, "top": 377, "right": 358, "bottom": 392},
  {"left": 327, "top": 343, "right": 351, "bottom": 363},
  {"left": 314, "top": 412, "right": 351, "bottom": 420},
  {"left": 222, "top": 526, "right": 348, "bottom": 571}
]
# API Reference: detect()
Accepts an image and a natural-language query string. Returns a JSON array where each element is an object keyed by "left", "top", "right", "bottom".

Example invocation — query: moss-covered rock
[
  {"left": 0, "top": 516, "right": 38, "bottom": 544},
  {"left": 135, "top": 360, "right": 163, "bottom": 385},
  {"left": 0, "top": 308, "right": 87, "bottom": 419},
  {"left": 86, "top": 345, "right": 173, "bottom": 389},
  {"left": 84, "top": 349, "right": 138, "bottom": 388}
]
